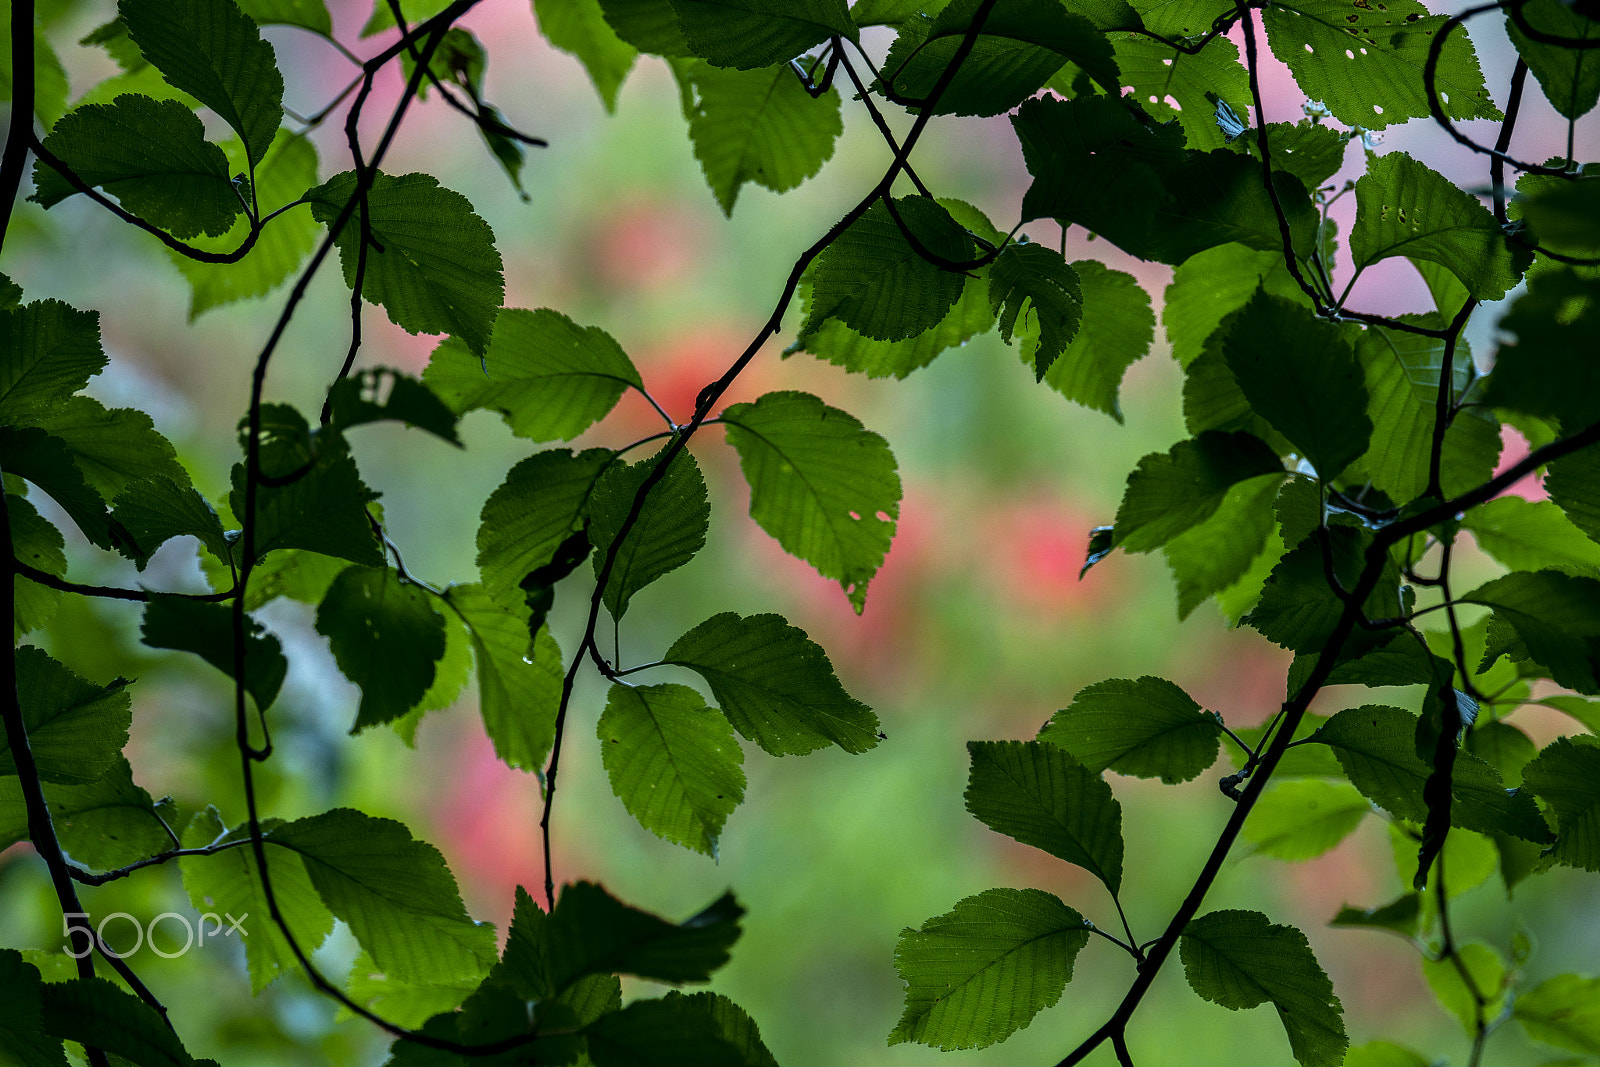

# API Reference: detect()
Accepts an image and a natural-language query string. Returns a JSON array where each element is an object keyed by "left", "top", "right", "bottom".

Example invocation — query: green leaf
[
  {"left": 535, "top": 0, "right": 639, "bottom": 110},
  {"left": 1262, "top": 0, "right": 1498, "bottom": 129},
  {"left": 305, "top": 171, "right": 504, "bottom": 357},
  {"left": 18, "top": 395, "right": 190, "bottom": 499},
  {"left": 1113, "top": 32, "right": 1250, "bottom": 151},
  {"left": 1464, "top": 497, "right": 1600, "bottom": 576},
  {"left": 1, "top": 647, "right": 130, "bottom": 785},
  {"left": 31, "top": 94, "right": 239, "bottom": 238},
  {"left": 445, "top": 584, "right": 564, "bottom": 773},
  {"left": 1234, "top": 121, "right": 1353, "bottom": 191},
  {"left": 682, "top": 59, "right": 842, "bottom": 215},
  {"left": 237, "top": 0, "right": 334, "bottom": 35},
  {"left": 596, "top": 0, "right": 694, "bottom": 56},
  {"left": 1515, "top": 973, "right": 1600, "bottom": 1056},
  {"left": 721, "top": 390, "right": 900, "bottom": 611},
  {"left": 1520, "top": 174, "right": 1600, "bottom": 257},
  {"left": 345, "top": 949, "right": 481, "bottom": 1030},
  {"left": 0, "top": 949, "right": 65, "bottom": 1067},
  {"left": 1244, "top": 779, "right": 1369, "bottom": 860},
  {"left": 173, "top": 131, "right": 320, "bottom": 318},
  {"left": 0, "top": 427, "right": 128, "bottom": 553},
  {"left": 882, "top": 0, "right": 1118, "bottom": 117},
  {"left": 476, "top": 448, "right": 613, "bottom": 605},
  {"left": 428, "top": 309, "right": 640, "bottom": 442},
  {"left": 40, "top": 977, "right": 205, "bottom": 1067},
  {"left": 1355, "top": 316, "right": 1500, "bottom": 501},
  {"left": 585, "top": 996, "right": 747, "bottom": 1067},
  {"left": 326, "top": 367, "right": 462, "bottom": 446},
  {"left": 1313, "top": 705, "right": 1554, "bottom": 844},
  {"left": 1328, "top": 895, "right": 1422, "bottom": 938},
  {"left": 118, "top": 0, "right": 286, "bottom": 165},
  {"left": 1180, "top": 910, "right": 1347, "bottom": 1067},
  {"left": 10, "top": 498, "right": 65, "bottom": 639},
  {"left": 181, "top": 808, "right": 335, "bottom": 993},
  {"left": 1549, "top": 444, "right": 1600, "bottom": 549},
  {"left": 1482, "top": 269, "right": 1600, "bottom": 431},
  {"left": 1423, "top": 943, "right": 1506, "bottom": 1033},
  {"left": 803, "top": 197, "right": 974, "bottom": 342},
  {"left": 1163, "top": 244, "right": 1301, "bottom": 369},
  {"left": 0, "top": 17, "right": 70, "bottom": 125},
  {"left": 1013, "top": 95, "right": 1318, "bottom": 264},
  {"left": 598, "top": 683, "right": 745, "bottom": 856},
  {"left": 664, "top": 611, "right": 880, "bottom": 755},
  {"left": 0, "top": 757, "right": 172, "bottom": 869},
  {"left": 231, "top": 405, "right": 383, "bottom": 566},
  {"left": 315, "top": 566, "right": 447, "bottom": 732},
  {"left": 1521, "top": 736, "right": 1600, "bottom": 872},
  {"left": 1038, "top": 676, "right": 1222, "bottom": 783},
  {"left": 667, "top": 0, "right": 855, "bottom": 69},
  {"left": 1463, "top": 570, "right": 1600, "bottom": 694},
  {"left": 1114, "top": 431, "right": 1284, "bottom": 553},
  {"left": 1162, "top": 471, "right": 1282, "bottom": 619},
  {"left": 541, "top": 883, "right": 742, "bottom": 994},
  {"left": 661, "top": 992, "right": 779, "bottom": 1067},
  {"left": 965, "top": 739, "right": 1123, "bottom": 893},
  {"left": 0, "top": 300, "right": 106, "bottom": 422},
  {"left": 1352, "top": 152, "right": 1531, "bottom": 302},
  {"left": 141, "top": 594, "right": 288, "bottom": 712},
  {"left": 268, "top": 808, "right": 495, "bottom": 984},
  {"left": 1130, "top": 0, "right": 1229, "bottom": 37},
  {"left": 890, "top": 888, "right": 1090, "bottom": 1050},
  {"left": 1030, "top": 259, "right": 1151, "bottom": 420},
  {"left": 989, "top": 242, "right": 1081, "bottom": 380},
  {"left": 1508, "top": 0, "right": 1600, "bottom": 119},
  {"left": 789, "top": 199, "right": 999, "bottom": 377},
  {"left": 1342, "top": 1042, "right": 1431, "bottom": 1067},
  {"left": 587, "top": 448, "right": 710, "bottom": 618},
  {"left": 1221, "top": 291, "right": 1370, "bottom": 479},
  {"left": 1245, "top": 528, "right": 1407, "bottom": 655},
  {"left": 361, "top": 0, "right": 454, "bottom": 36}
]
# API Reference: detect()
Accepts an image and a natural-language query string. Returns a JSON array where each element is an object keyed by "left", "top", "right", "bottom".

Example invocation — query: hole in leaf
[
  {"left": 849, "top": 510, "right": 862, "bottom": 520},
  {"left": 876, "top": 511, "right": 892, "bottom": 522}
]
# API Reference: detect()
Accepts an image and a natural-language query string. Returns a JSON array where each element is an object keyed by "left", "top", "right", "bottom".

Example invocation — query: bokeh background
[{"left": 2, "top": 0, "right": 1598, "bottom": 1064}]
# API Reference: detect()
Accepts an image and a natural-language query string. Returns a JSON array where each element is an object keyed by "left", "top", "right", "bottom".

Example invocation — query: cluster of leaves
[{"left": 0, "top": 0, "right": 1598, "bottom": 1063}]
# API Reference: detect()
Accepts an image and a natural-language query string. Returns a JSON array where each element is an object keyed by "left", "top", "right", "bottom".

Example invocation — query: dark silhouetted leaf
[
  {"left": 326, "top": 367, "right": 461, "bottom": 445},
  {"left": 1521, "top": 736, "right": 1600, "bottom": 871},
  {"left": 141, "top": 594, "right": 287, "bottom": 712},
  {"left": 316, "top": 566, "right": 447, "bottom": 731},
  {"left": 1463, "top": 570, "right": 1600, "bottom": 694},
  {"left": 1114, "top": 431, "right": 1284, "bottom": 553},
  {"left": 476, "top": 448, "right": 613, "bottom": 606}
]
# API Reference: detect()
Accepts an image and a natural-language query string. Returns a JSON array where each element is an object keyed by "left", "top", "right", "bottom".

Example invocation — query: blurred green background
[{"left": 3, "top": 1, "right": 1598, "bottom": 1064}]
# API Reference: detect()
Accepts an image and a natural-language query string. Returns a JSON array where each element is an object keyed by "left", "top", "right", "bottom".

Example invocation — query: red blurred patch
[
  {"left": 1494, "top": 423, "right": 1548, "bottom": 501},
  {"left": 982, "top": 497, "right": 1108, "bottom": 618},
  {"left": 591, "top": 199, "right": 707, "bottom": 294}
]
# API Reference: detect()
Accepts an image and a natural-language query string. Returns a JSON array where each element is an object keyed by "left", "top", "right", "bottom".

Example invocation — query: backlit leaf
[
  {"left": 882, "top": 0, "right": 1118, "bottom": 116},
  {"left": 0, "top": 757, "right": 172, "bottom": 870},
  {"left": 1262, "top": 0, "right": 1498, "bottom": 129},
  {"left": 1482, "top": 269, "right": 1600, "bottom": 431},
  {"left": 1038, "top": 676, "right": 1222, "bottom": 783},
  {"left": 965, "top": 739, "right": 1123, "bottom": 893},
  {"left": 476, "top": 448, "right": 613, "bottom": 606},
  {"left": 1423, "top": 943, "right": 1506, "bottom": 1033},
  {"left": 444, "top": 584, "right": 564, "bottom": 773},
  {"left": 1521, "top": 736, "right": 1600, "bottom": 872},
  {"left": 1114, "top": 431, "right": 1284, "bottom": 553},
  {"left": 118, "top": 0, "right": 285, "bottom": 164},
  {"left": 598, "top": 683, "right": 745, "bottom": 855},
  {"left": 1351, "top": 152, "right": 1531, "bottom": 302},
  {"left": 1033, "top": 260, "right": 1152, "bottom": 420},
  {"left": 40, "top": 977, "right": 206, "bottom": 1067},
  {"left": 2, "top": 647, "right": 130, "bottom": 786},
  {"left": 803, "top": 197, "right": 974, "bottom": 342},
  {"left": 306, "top": 171, "right": 504, "bottom": 357},
  {"left": 664, "top": 611, "right": 880, "bottom": 755},
  {"left": 1180, "top": 909, "right": 1347, "bottom": 1067},
  {"left": 268, "top": 808, "right": 495, "bottom": 984},
  {"left": 1463, "top": 570, "right": 1600, "bottom": 694},
  {"left": 1463, "top": 496, "right": 1600, "bottom": 576},
  {"left": 1163, "top": 243, "right": 1301, "bottom": 368},
  {"left": 683, "top": 59, "right": 842, "bottom": 215},
  {"left": 427, "top": 309, "right": 641, "bottom": 442},
  {"left": 0, "top": 949, "right": 64, "bottom": 1067},
  {"left": 9, "top": 495, "right": 65, "bottom": 638},
  {"left": 1243, "top": 779, "right": 1369, "bottom": 860},
  {"left": 585, "top": 996, "right": 747, "bottom": 1067},
  {"left": 587, "top": 448, "right": 710, "bottom": 618},
  {"left": 890, "top": 888, "right": 1089, "bottom": 1050},
  {"left": 1507, "top": 0, "right": 1600, "bottom": 119},
  {"left": 0, "top": 300, "right": 105, "bottom": 422},
  {"left": 1113, "top": 32, "right": 1249, "bottom": 151},
  {"left": 535, "top": 0, "right": 638, "bottom": 110},
  {"left": 668, "top": 0, "right": 855, "bottom": 69},
  {"left": 989, "top": 242, "right": 1081, "bottom": 380},
  {"left": 721, "top": 390, "right": 899, "bottom": 611},
  {"left": 1514, "top": 973, "right": 1600, "bottom": 1055},
  {"left": 31, "top": 94, "right": 239, "bottom": 238}
]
